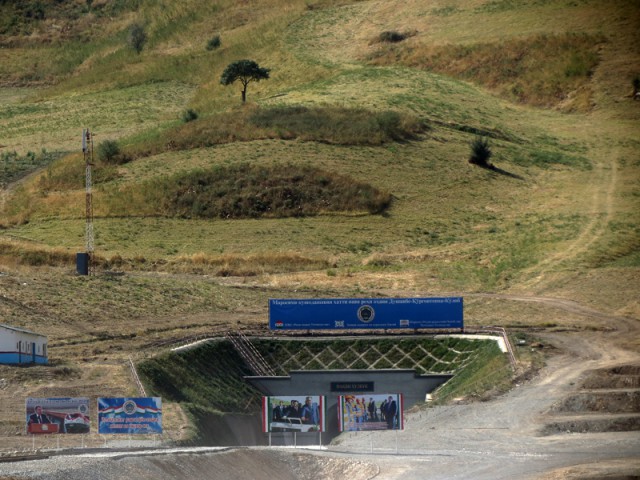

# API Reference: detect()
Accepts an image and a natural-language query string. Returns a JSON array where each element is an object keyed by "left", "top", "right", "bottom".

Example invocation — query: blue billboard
[
  {"left": 269, "top": 297, "right": 463, "bottom": 330},
  {"left": 98, "top": 397, "right": 162, "bottom": 434}
]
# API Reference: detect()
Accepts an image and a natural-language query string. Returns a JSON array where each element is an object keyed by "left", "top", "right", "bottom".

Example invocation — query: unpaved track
[{"left": 328, "top": 325, "right": 640, "bottom": 479}]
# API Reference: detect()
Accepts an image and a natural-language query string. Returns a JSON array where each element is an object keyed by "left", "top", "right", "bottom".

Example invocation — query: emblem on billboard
[
  {"left": 357, "top": 305, "right": 375, "bottom": 323},
  {"left": 123, "top": 400, "right": 137, "bottom": 415}
]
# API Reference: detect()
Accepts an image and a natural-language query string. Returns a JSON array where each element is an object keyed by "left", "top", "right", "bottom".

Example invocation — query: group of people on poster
[
  {"left": 272, "top": 397, "right": 319, "bottom": 425},
  {"left": 265, "top": 394, "right": 402, "bottom": 433},
  {"left": 343, "top": 394, "right": 398, "bottom": 431}
]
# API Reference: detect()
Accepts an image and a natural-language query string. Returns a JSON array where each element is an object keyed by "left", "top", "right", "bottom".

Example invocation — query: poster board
[
  {"left": 26, "top": 397, "right": 89, "bottom": 434},
  {"left": 97, "top": 397, "right": 162, "bottom": 434},
  {"left": 338, "top": 393, "right": 404, "bottom": 432},
  {"left": 270, "top": 298, "right": 463, "bottom": 330},
  {"left": 262, "top": 395, "right": 326, "bottom": 433}
]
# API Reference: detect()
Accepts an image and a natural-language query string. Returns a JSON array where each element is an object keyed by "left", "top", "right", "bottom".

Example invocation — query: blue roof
[{"left": 0, "top": 323, "right": 46, "bottom": 337}]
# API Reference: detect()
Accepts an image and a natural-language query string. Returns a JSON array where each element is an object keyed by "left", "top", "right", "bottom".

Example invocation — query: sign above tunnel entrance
[{"left": 269, "top": 297, "right": 463, "bottom": 330}]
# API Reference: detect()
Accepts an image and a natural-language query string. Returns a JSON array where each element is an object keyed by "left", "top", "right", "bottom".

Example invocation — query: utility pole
[{"left": 77, "top": 128, "right": 94, "bottom": 275}]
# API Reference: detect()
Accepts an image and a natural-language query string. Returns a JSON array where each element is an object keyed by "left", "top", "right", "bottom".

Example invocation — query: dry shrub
[
  {"left": 145, "top": 163, "right": 392, "bottom": 219},
  {"left": 370, "top": 30, "right": 417, "bottom": 45}
]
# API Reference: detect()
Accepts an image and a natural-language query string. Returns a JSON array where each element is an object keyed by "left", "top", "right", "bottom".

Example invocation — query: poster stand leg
[
  {"left": 269, "top": 432, "right": 271, "bottom": 447},
  {"left": 395, "top": 430, "right": 398, "bottom": 454},
  {"left": 294, "top": 432, "right": 297, "bottom": 449},
  {"left": 319, "top": 432, "right": 322, "bottom": 449}
]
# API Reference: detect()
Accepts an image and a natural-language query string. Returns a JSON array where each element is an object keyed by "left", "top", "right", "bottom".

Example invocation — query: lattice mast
[{"left": 82, "top": 129, "right": 94, "bottom": 266}]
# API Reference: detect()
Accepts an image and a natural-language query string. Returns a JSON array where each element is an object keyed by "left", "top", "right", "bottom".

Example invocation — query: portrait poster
[{"left": 26, "top": 397, "right": 90, "bottom": 434}]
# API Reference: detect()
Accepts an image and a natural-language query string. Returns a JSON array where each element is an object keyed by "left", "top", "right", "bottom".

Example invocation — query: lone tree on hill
[{"left": 220, "top": 60, "right": 270, "bottom": 103}]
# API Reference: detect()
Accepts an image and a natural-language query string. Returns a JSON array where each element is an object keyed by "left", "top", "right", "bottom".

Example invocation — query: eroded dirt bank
[{"left": 0, "top": 448, "right": 379, "bottom": 480}]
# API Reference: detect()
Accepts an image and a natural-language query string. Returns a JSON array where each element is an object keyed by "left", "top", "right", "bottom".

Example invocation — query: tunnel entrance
[{"left": 246, "top": 369, "right": 452, "bottom": 444}]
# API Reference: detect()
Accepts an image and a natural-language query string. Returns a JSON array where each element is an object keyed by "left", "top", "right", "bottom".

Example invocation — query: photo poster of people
[
  {"left": 262, "top": 395, "right": 326, "bottom": 433},
  {"left": 25, "top": 397, "right": 90, "bottom": 434},
  {"left": 338, "top": 393, "right": 404, "bottom": 432},
  {"left": 97, "top": 397, "right": 162, "bottom": 434}
]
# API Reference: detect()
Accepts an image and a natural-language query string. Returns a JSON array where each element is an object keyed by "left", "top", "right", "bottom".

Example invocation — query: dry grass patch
[
  {"left": 368, "top": 33, "right": 604, "bottom": 110},
  {"left": 0, "top": 239, "right": 77, "bottom": 268},
  {"left": 169, "top": 252, "right": 329, "bottom": 276}
]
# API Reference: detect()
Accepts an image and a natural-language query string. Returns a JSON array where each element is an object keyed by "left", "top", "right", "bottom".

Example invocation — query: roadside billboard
[
  {"left": 262, "top": 395, "right": 326, "bottom": 433},
  {"left": 269, "top": 297, "right": 463, "bottom": 330},
  {"left": 26, "top": 397, "right": 90, "bottom": 434},
  {"left": 97, "top": 397, "right": 162, "bottom": 434},
  {"left": 338, "top": 393, "right": 404, "bottom": 432}
]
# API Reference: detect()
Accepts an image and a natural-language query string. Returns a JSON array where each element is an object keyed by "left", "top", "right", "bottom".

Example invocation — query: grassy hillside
[
  {"left": 1, "top": 0, "right": 637, "bottom": 318},
  {"left": 0, "top": 0, "right": 638, "bottom": 446},
  {"left": 0, "top": 0, "right": 637, "bottom": 322}
]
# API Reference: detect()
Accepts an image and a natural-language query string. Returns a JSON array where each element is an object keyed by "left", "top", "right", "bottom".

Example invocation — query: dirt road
[{"left": 329, "top": 326, "right": 640, "bottom": 479}]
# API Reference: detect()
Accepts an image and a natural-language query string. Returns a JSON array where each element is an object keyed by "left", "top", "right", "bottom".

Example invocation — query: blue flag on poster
[{"left": 98, "top": 397, "right": 162, "bottom": 434}]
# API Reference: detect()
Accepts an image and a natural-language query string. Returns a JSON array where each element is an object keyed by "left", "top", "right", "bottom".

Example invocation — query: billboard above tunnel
[{"left": 269, "top": 297, "right": 463, "bottom": 330}]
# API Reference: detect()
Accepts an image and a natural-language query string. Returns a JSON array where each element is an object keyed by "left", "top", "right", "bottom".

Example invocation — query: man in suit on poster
[
  {"left": 385, "top": 396, "right": 397, "bottom": 430},
  {"left": 368, "top": 397, "right": 377, "bottom": 422},
  {"left": 28, "top": 405, "right": 51, "bottom": 425},
  {"left": 273, "top": 401, "right": 285, "bottom": 421}
]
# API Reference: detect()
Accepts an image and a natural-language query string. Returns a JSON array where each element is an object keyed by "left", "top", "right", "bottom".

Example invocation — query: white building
[{"left": 0, "top": 323, "right": 48, "bottom": 365}]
